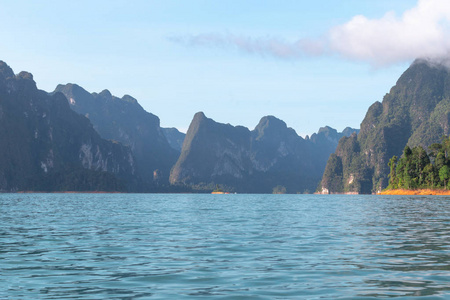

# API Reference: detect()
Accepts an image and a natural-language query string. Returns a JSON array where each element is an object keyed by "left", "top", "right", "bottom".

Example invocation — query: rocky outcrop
[
  {"left": 170, "top": 112, "right": 358, "bottom": 193},
  {"left": 170, "top": 112, "right": 252, "bottom": 189},
  {"left": 162, "top": 127, "right": 185, "bottom": 152},
  {"left": 319, "top": 59, "right": 450, "bottom": 194},
  {"left": 0, "top": 61, "right": 137, "bottom": 192},
  {"left": 54, "top": 83, "right": 179, "bottom": 191}
]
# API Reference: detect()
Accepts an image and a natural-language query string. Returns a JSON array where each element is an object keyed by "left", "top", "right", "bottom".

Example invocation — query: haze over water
[{"left": 1, "top": 194, "right": 449, "bottom": 299}]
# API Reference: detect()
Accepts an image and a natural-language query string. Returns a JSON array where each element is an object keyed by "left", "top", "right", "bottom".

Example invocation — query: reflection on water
[{"left": 1, "top": 194, "right": 449, "bottom": 299}]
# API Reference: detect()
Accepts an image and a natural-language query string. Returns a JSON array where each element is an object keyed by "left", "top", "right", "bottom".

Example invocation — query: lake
[{"left": 1, "top": 194, "right": 449, "bottom": 299}]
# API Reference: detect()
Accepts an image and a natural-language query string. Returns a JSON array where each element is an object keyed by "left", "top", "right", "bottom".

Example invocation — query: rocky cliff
[
  {"left": 0, "top": 61, "right": 137, "bottom": 192},
  {"left": 319, "top": 59, "right": 450, "bottom": 194},
  {"left": 162, "top": 127, "right": 185, "bottom": 152},
  {"left": 54, "top": 84, "right": 179, "bottom": 191},
  {"left": 170, "top": 112, "right": 357, "bottom": 193}
]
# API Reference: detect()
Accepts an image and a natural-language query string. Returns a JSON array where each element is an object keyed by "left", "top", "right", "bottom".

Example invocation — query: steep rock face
[
  {"left": 319, "top": 59, "right": 450, "bottom": 194},
  {"left": 54, "top": 84, "right": 179, "bottom": 190},
  {"left": 249, "top": 116, "right": 318, "bottom": 193},
  {"left": 251, "top": 116, "right": 303, "bottom": 172},
  {"left": 308, "top": 126, "right": 360, "bottom": 174},
  {"left": 162, "top": 127, "right": 185, "bottom": 152},
  {"left": 170, "top": 112, "right": 252, "bottom": 189},
  {"left": 0, "top": 61, "right": 136, "bottom": 192},
  {"left": 170, "top": 112, "right": 358, "bottom": 193}
]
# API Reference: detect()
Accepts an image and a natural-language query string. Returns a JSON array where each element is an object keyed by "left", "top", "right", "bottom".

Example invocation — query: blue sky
[{"left": 1, "top": 0, "right": 443, "bottom": 136}]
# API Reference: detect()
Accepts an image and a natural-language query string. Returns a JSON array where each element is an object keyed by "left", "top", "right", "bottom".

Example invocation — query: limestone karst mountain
[
  {"left": 0, "top": 59, "right": 362, "bottom": 193},
  {"left": 170, "top": 112, "right": 357, "bottom": 193},
  {"left": 54, "top": 84, "right": 179, "bottom": 191},
  {"left": 0, "top": 61, "right": 137, "bottom": 192},
  {"left": 319, "top": 59, "right": 450, "bottom": 194}
]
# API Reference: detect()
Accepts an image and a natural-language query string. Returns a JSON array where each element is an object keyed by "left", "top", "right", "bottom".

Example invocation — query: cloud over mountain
[
  {"left": 170, "top": 0, "right": 450, "bottom": 66},
  {"left": 330, "top": 0, "right": 450, "bottom": 66}
]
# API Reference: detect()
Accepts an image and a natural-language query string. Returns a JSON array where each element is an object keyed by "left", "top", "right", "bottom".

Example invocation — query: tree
[
  {"left": 423, "top": 164, "right": 436, "bottom": 188},
  {"left": 442, "top": 136, "right": 450, "bottom": 159},
  {"left": 387, "top": 139, "right": 450, "bottom": 191},
  {"left": 403, "top": 145, "right": 412, "bottom": 158},
  {"left": 428, "top": 143, "right": 442, "bottom": 161},
  {"left": 435, "top": 152, "right": 446, "bottom": 170},
  {"left": 388, "top": 155, "right": 398, "bottom": 189},
  {"left": 412, "top": 146, "right": 430, "bottom": 186},
  {"left": 439, "top": 165, "right": 450, "bottom": 189}
]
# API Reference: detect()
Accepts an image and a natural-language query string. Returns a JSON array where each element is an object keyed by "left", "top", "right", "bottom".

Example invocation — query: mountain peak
[
  {"left": 257, "top": 115, "right": 285, "bottom": 125},
  {"left": 99, "top": 89, "right": 112, "bottom": 99},
  {"left": 396, "top": 58, "right": 449, "bottom": 87},
  {"left": 0, "top": 60, "right": 136, "bottom": 192},
  {"left": 320, "top": 57, "right": 450, "bottom": 194},
  {"left": 121, "top": 94, "right": 138, "bottom": 104},
  {"left": 16, "top": 71, "right": 37, "bottom": 90},
  {"left": 0, "top": 61, "right": 14, "bottom": 79},
  {"left": 56, "top": 82, "right": 179, "bottom": 190},
  {"left": 192, "top": 111, "right": 207, "bottom": 124},
  {"left": 17, "top": 71, "right": 34, "bottom": 81},
  {"left": 253, "top": 115, "right": 290, "bottom": 140},
  {"left": 171, "top": 113, "right": 338, "bottom": 193},
  {"left": 255, "top": 115, "right": 287, "bottom": 131},
  {"left": 342, "top": 127, "right": 359, "bottom": 137},
  {"left": 318, "top": 126, "right": 337, "bottom": 135},
  {"left": 412, "top": 57, "right": 450, "bottom": 70},
  {"left": 60, "top": 83, "right": 82, "bottom": 90},
  {"left": 194, "top": 111, "right": 206, "bottom": 119},
  {"left": 54, "top": 83, "right": 91, "bottom": 104}
]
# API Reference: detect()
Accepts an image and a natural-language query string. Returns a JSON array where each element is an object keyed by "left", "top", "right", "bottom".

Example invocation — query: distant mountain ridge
[
  {"left": 319, "top": 59, "right": 450, "bottom": 194},
  {"left": 54, "top": 83, "right": 179, "bottom": 191},
  {"left": 0, "top": 61, "right": 137, "bottom": 192},
  {"left": 0, "top": 59, "right": 361, "bottom": 193},
  {"left": 170, "top": 112, "right": 358, "bottom": 193}
]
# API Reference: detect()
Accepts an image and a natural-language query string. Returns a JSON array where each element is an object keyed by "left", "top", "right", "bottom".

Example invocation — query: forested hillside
[{"left": 319, "top": 59, "right": 450, "bottom": 194}]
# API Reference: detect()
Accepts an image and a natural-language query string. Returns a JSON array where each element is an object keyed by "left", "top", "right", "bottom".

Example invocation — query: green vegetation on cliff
[
  {"left": 319, "top": 59, "right": 450, "bottom": 194},
  {"left": 386, "top": 137, "right": 450, "bottom": 190}
]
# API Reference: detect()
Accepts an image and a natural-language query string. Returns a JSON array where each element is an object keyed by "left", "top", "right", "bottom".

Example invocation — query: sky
[{"left": 1, "top": 0, "right": 448, "bottom": 136}]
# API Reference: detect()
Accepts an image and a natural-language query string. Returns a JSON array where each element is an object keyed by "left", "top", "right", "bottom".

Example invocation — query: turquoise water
[{"left": 1, "top": 194, "right": 449, "bottom": 299}]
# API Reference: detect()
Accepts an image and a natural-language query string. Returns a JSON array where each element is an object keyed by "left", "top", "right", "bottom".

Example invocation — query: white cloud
[
  {"left": 170, "top": 0, "right": 450, "bottom": 66},
  {"left": 329, "top": 0, "right": 450, "bottom": 66},
  {"left": 168, "top": 33, "right": 324, "bottom": 59}
]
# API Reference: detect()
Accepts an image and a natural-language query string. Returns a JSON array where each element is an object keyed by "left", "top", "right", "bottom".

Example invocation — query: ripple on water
[{"left": 0, "top": 193, "right": 450, "bottom": 299}]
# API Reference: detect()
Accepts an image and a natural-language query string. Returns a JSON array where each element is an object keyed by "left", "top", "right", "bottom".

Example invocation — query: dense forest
[{"left": 386, "top": 136, "right": 450, "bottom": 190}]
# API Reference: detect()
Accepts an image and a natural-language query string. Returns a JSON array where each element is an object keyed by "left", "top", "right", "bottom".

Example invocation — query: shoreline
[
  {"left": 16, "top": 191, "right": 122, "bottom": 194},
  {"left": 379, "top": 189, "right": 450, "bottom": 195}
]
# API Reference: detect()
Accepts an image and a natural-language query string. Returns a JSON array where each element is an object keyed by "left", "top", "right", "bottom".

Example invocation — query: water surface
[{"left": 1, "top": 194, "right": 449, "bottom": 299}]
